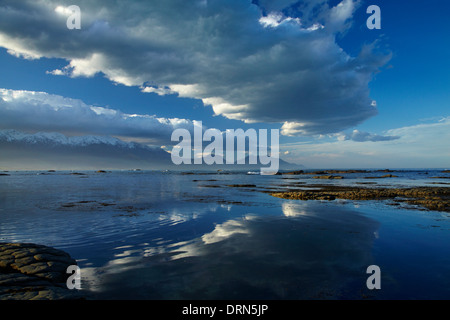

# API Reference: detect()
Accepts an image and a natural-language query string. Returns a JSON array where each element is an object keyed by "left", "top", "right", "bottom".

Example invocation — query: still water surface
[{"left": 0, "top": 170, "right": 449, "bottom": 299}]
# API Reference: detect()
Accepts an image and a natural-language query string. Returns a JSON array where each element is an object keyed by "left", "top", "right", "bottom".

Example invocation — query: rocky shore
[
  {"left": 0, "top": 243, "right": 84, "bottom": 300},
  {"left": 271, "top": 186, "right": 450, "bottom": 212},
  {"left": 279, "top": 169, "right": 396, "bottom": 175}
]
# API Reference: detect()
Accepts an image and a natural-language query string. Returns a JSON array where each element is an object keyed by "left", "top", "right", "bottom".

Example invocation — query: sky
[{"left": 0, "top": 0, "right": 449, "bottom": 169}]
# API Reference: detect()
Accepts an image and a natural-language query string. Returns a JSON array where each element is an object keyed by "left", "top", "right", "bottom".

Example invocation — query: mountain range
[{"left": 0, "top": 130, "right": 302, "bottom": 171}]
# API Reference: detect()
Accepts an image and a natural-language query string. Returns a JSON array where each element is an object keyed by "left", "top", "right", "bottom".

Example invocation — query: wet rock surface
[
  {"left": 0, "top": 243, "right": 83, "bottom": 300},
  {"left": 271, "top": 186, "right": 450, "bottom": 212}
]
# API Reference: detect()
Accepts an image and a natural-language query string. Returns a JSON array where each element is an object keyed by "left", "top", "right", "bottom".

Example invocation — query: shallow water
[{"left": 0, "top": 170, "right": 449, "bottom": 299}]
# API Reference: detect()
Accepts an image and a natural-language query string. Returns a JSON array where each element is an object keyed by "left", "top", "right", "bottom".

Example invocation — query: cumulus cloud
[
  {"left": 0, "top": 0, "right": 390, "bottom": 135},
  {"left": 0, "top": 88, "right": 194, "bottom": 145}
]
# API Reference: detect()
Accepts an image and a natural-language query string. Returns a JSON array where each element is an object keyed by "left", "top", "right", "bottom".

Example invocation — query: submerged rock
[
  {"left": 0, "top": 243, "right": 83, "bottom": 300},
  {"left": 312, "top": 175, "right": 344, "bottom": 179},
  {"left": 364, "top": 174, "right": 398, "bottom": 179}
]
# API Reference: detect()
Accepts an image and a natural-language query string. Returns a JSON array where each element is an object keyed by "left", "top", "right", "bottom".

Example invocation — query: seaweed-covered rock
[
  {"left": 271, "top": 186, "right": 450, "bottom": 212},
  {"left": 0, "top": 243, "right": 84, "bottom": 300}
]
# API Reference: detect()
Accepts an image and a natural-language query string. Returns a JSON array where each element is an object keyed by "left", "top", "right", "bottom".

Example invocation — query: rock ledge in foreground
[{"left": 0, "top": 243, "right": 84, "bottom": 300}]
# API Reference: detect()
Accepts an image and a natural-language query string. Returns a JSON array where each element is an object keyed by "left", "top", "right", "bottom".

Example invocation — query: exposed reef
[{"left": 270, "top": 186, "right": 450, "bottom": 212}]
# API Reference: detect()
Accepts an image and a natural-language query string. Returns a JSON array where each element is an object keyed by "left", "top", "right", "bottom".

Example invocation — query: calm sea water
[{"left": 0, "top": 169, "right": 449, "bottom": 299}]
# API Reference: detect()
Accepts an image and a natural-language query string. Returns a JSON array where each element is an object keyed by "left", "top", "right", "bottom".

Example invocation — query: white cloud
[
  {"left": 281, "top": 122, "right": 314, "bottom": 136},
  {"left": 0, "top": 88, "right": 194, "bottom": 145},
  {"left": 329, "top": 0, "right": 357, "bottom": 28},
  {"left": 0, "top": 0, "right": 390, "bottom": 136},
  {"left": 259, "top": 12, "right": 301, "bottom": 28},
  {"left": 335, "top": 129, "right": 400, "bottom": 142},
  {"left": 141, "top": 86, "right": 176, "bottom": 96},
  {"left": 282, "top": 117, "right": 450, "bottom": 168},
  {"left": 54, "top": 5, "right": 75, "bottom": 16}
]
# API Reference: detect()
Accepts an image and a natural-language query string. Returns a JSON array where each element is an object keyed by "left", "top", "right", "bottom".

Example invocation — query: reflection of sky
[
  {"left": 201, "top": 216, "right": 253, "bottom": 245},
  {"left": 281, "top": 202, "right": 309, "bottom": 217},
  {"left": 85, "top": 203, "right": 382, "bottom": 299},
  {"left": 2, "top": 171, "right": 449, "bottom": 299}
]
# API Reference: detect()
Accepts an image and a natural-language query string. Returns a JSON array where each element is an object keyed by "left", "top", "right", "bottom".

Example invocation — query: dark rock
[
  {"left": 281, "top": 170, "right": 304, "bottom": 175},
  {"left": 312, "top": 175, "right": 344, "bottom": 179},
  {"left": 0, "top": 243, "right": 84, "bottom": 300},
  {"left": 326, "top": 170, "right": 369, "bottom": 174},
  {"left": 304, "top": 171, "right": 329, "bottom": 175}
]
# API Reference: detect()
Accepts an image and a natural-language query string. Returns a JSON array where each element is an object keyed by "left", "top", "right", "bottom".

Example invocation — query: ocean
[{"left": 0, "top": 169, "right": 449, "bottom": 299}]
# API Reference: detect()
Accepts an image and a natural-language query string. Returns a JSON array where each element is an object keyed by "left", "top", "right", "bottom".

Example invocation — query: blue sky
[{"left": 0, "top": 0, "right": 449, "bottom": 169}]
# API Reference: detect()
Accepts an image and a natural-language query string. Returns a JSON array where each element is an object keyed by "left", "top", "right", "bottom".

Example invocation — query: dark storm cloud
[{"left": 0, "top": 0, "right": 390, "bottom": 135}]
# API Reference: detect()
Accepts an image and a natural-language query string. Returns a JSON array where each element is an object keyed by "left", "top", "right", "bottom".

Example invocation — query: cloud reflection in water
[{"left": 86, "top": 201, "right": 380, "bottom": 299}]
